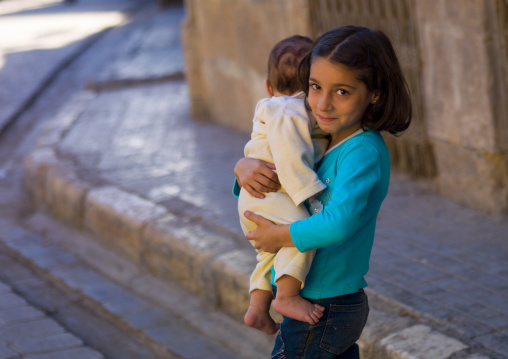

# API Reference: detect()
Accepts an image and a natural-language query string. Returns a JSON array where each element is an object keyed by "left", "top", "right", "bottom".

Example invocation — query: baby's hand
[{"left": 308, "top": 190, "right": 323, "bottom": 204}]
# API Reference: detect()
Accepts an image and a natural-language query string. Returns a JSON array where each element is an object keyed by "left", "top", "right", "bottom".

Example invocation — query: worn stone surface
[
  {"left": 84, "top": 186, "right": 166, "bottom": 262},
  {"left": 380, "top": 325, "right": 468, "bottom": 359},
  {"left": 22, "top": 148, "right": 59, "bottom": 210},
  {"left": 44, "top": 165, "right": 90, "bottom": 229},
  {"left": 142, "top": 214, "right": 238, "bottom": 299},
  {"left": 212, "top": 249, "right": 255, "bottom": 320}
]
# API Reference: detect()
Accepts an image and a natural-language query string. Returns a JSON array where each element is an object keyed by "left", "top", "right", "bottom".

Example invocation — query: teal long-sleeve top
[{"left": 235, "top": 129, "right": 390, "bottom": 300}]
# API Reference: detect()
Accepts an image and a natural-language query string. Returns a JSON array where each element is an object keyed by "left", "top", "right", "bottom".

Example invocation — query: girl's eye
[
  {"left": 310, "top": 83, "right": 320, "bottom": 91},
  {"left": 337, "top": 89, "right": 349, "bottom": 96}
]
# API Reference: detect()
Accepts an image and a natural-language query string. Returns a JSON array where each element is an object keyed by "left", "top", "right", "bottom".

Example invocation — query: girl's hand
[
  {"left": 244, "top": 211, "right": 293, "bottom": 253},
  {"left": 234, "top": 158, "right": 280, "bottom": 199}
]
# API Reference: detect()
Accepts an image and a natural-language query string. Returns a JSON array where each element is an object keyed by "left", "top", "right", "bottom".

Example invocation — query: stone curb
[
  {"left": 24, "top": 146, "right": 255, "bottom": 322},
  {"left": 22, "top": 112, "right": 495, "bottom": 358},
  {"left": 0, "top": 215, "right": 272, "bottom": 359},
  {"left": 86, "top": 72, "right": 185, "bottom": 91}
]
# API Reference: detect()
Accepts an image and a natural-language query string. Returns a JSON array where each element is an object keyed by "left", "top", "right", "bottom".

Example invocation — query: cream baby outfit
[{"left": 238, "top": 91, "right": 328, "bottom": 293}]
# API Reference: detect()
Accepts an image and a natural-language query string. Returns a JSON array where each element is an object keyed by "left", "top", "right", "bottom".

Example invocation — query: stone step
[
  {"left": 22, "top": 147, "right": 501, "bottom": 359},
  {"left": 0, "top": 213, "right": 273, "bottom": 359},
  {"left": 0, "top": 278, "right": 105, "bottom": 359}
]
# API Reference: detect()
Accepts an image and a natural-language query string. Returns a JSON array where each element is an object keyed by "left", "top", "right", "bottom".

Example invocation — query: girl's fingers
[
  {"left": 244, "top": 185, "right": 265, "bottom": 199},
  {"left": 244, "top": 211, "right": 265, "bottom": 225},
  {"left": 256, "top": 163, "right": 280, "bottom": 187},
  {"left": 250, "top": 180, "right": 276, "bottom": 194}
]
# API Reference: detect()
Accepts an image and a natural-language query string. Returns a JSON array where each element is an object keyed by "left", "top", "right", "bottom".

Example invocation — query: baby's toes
[
  {"left": 313, "top": 308, "right": 324, "bottom": 318},
  {"left": 308, "top": 313, "right": 319, "bottom": 325},
  {"left": 314, "top": 304, "right": 325, "bottom": 312}
]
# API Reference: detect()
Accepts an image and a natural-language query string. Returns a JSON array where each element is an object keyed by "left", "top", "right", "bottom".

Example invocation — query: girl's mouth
[{"left": 317, "top": 114, "right": 336, "bottom": 122}]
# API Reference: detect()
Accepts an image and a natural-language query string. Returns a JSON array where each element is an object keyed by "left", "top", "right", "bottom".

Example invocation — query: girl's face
[{"left": 308, "top": 56, "right": 377, "bottom": 148}]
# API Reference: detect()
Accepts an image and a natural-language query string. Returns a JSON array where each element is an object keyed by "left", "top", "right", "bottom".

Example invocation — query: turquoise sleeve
[
  {"left": 290, "top": 145, "right": 381, "bottom": 252},
  {"left": 232, "top": 178, "right": 241, "bottom": 198}
]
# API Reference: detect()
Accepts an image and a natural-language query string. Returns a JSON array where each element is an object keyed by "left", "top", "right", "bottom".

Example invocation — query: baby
[{"left": 238, "top": 35, "right": 328, "bottom": 334}]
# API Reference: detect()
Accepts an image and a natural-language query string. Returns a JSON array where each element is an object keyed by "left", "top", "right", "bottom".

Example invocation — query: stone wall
[
  {"left": 414, "top": 0, "right": 508, "bottom": 213},
  {"left": 181, "top": 0, "right": 508, "bottom": 214},
  {"left": 181, "top": 0, "right": 311, "bottom": 133}
]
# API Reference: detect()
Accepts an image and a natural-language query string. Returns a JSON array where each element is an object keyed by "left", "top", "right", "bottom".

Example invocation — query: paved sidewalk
[
  {"left": 0, "top": 279, "right": 104, "bottom": 359},
  {"left": 18, "top": 2, "right": 508, "bottom": 359},
  {"left": 0, "top": 0, "right": 144, "bottom": 134}
]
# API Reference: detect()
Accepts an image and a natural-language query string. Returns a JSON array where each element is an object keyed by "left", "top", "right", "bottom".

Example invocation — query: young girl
[{"left": 235, "top": 25, "right": 411, "bottom": 358}]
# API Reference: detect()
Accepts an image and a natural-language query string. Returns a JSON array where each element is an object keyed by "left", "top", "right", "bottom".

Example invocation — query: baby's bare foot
[
  {"left": 244, "top": 306, "right": 280, "bottom": 335},
  {"left": 273, "top": 295, "right": 324, "bottom": 325}
]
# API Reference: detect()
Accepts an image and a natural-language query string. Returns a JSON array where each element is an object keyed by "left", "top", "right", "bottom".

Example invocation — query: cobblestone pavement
[
  {"left": 5, "top": 0, "right": 508, "bottom": 358},
  {"left": 0, "top": 279, "right": 104, "bottom": 359}
]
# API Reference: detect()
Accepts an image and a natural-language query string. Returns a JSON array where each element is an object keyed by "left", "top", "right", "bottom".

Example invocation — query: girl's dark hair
[
  {"left": 268, "top": 35, "right": 314, "bottom": 95},
  {"left": 298, "top": 25, "right": 412, "bottom": 135}
]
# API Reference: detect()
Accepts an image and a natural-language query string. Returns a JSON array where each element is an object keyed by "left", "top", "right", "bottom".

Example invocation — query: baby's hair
[
  {"left": 298, "top": 25, "right": 412, "bottom": 135},
  {"left": 268, "top": 35, "right": 314, "bottom": 96}
]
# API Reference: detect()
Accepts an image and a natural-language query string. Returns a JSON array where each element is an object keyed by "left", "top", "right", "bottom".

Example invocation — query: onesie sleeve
[
  {"left": 264, "top": 98, "right": 326, "bottom": 206},
  {"left": 290, "top": 144, "right": 381, "bottom": 252}
]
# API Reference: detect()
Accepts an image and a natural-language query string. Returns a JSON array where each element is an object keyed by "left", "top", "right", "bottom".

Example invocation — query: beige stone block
[
  {"left": 380, "top": 325, "right": 468, "bottom": 359},
  {"left": 44, "top": 166, "right": 89, "bottom": 229},
  {"left": 433, "top": 140, "right": 508, "bottom": 214},
  {"left": 212, "top": 248, "right": 255, "bottom": 320},
  {"left": 415, "top": 0, "right": 497, "bottom": 152},
  {"left": 141, "top": 214, "right": 238, "bottom": 303},
  {"left": 23, "top": 148, "right": 59, "bottom": 210},
  {"left": 84, "top": 187, "right": 166, "bottom": 263}
]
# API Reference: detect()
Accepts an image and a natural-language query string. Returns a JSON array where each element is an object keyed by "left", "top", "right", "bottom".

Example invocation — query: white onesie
[{"left": 238, "top": 91, "right": 328, "bottom": 292}]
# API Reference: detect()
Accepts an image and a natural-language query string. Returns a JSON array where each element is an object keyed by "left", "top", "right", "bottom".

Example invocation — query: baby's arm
[{"left": 264, "top": 98, "right": 326, "bottom": 205}]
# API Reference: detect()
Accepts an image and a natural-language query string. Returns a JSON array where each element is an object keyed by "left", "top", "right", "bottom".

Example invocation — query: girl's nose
[{"left": 317, "top": 93, "right": 333, "bottom": 112}]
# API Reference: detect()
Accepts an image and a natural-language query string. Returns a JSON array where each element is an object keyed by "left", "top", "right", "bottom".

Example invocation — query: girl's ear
[
  {"left": 371, "top": 90, "right": 381, "bottom": 104},
  {"left": 265, "top": 79, "right": 275, "bottom": 97}
]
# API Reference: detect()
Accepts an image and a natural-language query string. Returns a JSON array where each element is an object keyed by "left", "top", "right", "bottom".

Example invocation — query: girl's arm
[
  {"left": 234, "top": 158, "right": 280, "bottom": 199},
  {"left": 246, "top": 144, "right": 383, "bottom": 253},
  {"left": 291, "top": 144, "right": 382, "bottom": 251},
  {"left": 263, "top": 99, "right": 326, "bottom": 205}
]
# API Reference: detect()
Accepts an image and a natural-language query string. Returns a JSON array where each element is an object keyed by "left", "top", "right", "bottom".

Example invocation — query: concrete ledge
[
  {"left": 141, "top": 214, "right": 246, "bottom": 307},
  {"left": 23, "top": 148, "right": 255, "bottom": 322},
  {"left": 23, "top": 148, "right": 486, "bottom": 358},
  {"left": 23, "top": 147, "right": 60, "bottom": 210},
  {"left": 45, "top": 165, "right": 90, "bottom": 229},
  {"left": 84, "top": 186, "right": 166, "bottom": 264}
]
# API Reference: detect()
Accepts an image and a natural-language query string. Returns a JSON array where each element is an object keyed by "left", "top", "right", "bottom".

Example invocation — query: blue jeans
[{"left": 271, "top": 288, "right": 369, "bottom": 359}]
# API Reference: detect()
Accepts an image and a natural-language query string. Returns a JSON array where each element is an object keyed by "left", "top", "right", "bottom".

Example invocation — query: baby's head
[{"left": 266, "top": 35, "right": 314, "bottom": 97}]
